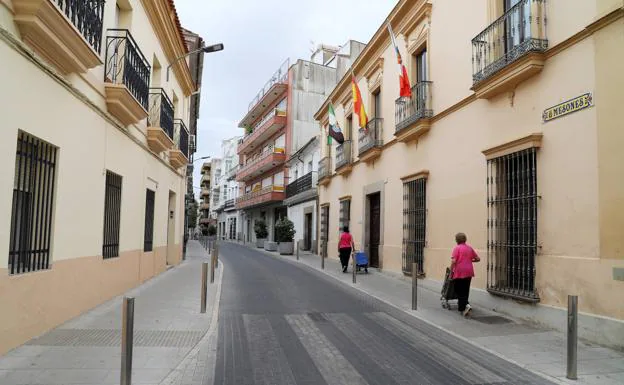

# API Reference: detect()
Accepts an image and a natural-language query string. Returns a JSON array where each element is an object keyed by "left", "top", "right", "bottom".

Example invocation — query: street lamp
[
  {"left": 193, "top": 155, "right": 212, "bottom": 163},
  {"left": 166, "top": 43, "right": 224, "bottom": 82}
]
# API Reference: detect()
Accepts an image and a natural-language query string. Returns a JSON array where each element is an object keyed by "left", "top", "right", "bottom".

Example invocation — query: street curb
[
  {"left": 158, "top": 256, "right": 224, "bottom": 385},
  {"left": 233, "top": 241, "right": 570, "bottom": 385}
]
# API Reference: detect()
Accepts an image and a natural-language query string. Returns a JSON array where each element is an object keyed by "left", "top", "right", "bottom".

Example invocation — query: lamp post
[{"left": 166, "top": 44, "right": 224, "bottom": 82}]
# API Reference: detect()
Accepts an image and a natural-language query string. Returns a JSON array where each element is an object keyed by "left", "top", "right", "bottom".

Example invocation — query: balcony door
[{"left": 505, "top": 0, "right": 531, "bottom": 53}]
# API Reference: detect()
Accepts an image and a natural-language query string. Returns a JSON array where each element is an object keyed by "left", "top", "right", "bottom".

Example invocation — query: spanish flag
[{"left": 351, "top": 76, "right": 368, "bottom": 130}]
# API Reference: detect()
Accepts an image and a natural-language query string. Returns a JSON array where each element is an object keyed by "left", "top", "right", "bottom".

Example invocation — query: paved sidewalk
[
  {"left": 0, "top": 241, "right": 222, "bottom": 385},
  {"left": 238, "top": 241, "right": 624, "bottom": 385}
]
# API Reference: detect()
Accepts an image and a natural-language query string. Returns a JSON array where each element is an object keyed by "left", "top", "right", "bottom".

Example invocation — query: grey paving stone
[{"left": 0, "top": 241, "right": 221, "bottom": 385}]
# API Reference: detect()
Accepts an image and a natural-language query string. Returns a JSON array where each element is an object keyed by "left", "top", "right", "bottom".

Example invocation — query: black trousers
[
  {"left": 453, "top": 277, "right": 472, "bottom": 312},
  {"left": 339, "top": 247, "right": 352, "bottom": 268}
]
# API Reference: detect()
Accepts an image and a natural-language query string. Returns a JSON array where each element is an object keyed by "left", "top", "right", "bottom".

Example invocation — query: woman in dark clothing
[{"left": 338, "top": 226, "right": 355, "bottom": 273}]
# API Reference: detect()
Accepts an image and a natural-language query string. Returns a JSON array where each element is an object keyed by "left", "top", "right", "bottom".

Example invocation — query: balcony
[
  {"left": 236, "top": 185, "right": 285, "bottom": 210},
  {"left": 147, "top": 88, "right": 175, "bottom": 153},
  {"left": 199, "top": 217, "right": 211, "bottom": 225},
  {"left": 395, "top": 82, "right": 433, "bottom": 142},
  {"left": 237, "top": 147, "right": 286, "bottom": 182},
  {"left": 200, "top": 203, "right": 210, "bottom": 211},
  {"left": 471, "top": 0, "right": 548, "bottom": 99},
  {"left": 104, "top": 29, "right": 150, "bottom": 126},
  {"left": 239, "top": 59, "right": 290, "bottom": 129},
  {"left": 358, "top": 118, "right": 383, "bottom": 163},
  {"left": 226, "top": 165, "right": 239, "bottom": 181},
  {"left": 237, "top": 109, "right": 287, "bottom": 155},
  {"left": 13, "top": 0, "right": 104, "bottom": 74},
  {"left": 201, "top": 188, "right": 209, "bottom": 197},
  {"left": 224, "top": 199, "right": 235, "bottom": 211},
  {"left": 169, "top": 120, "right": 189, "bottom": 169},
  {"left": 335, "top": 140, "right": 353, "bottom": 175},
  {"left": 318, "top": 156, "right": 331, "bottom": 186},
  {"left": 284, "top": 171, "right": 317, "bottom": 206}
]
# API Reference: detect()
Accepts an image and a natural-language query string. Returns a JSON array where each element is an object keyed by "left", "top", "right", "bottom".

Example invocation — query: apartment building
[
  {"left": 236, "top": 53, "right": 346, "bottom": 244},
  {"left": 199, "top": 162, "right": 212, "bottom": 232},
  {"left": 215, "top": 136, "right": 242, "bottom": 240},
  {"left": 284, "top": 42, "right": 366, "bottom": 252},
  {"left": 0, "top": 0, "right": 198, "bottom": 353},
  {"left": 315, "top": 0, "right": 624, "bottom": 347},
  {"left": 209, "top": 158, "right": 222, "bottom": 225}
]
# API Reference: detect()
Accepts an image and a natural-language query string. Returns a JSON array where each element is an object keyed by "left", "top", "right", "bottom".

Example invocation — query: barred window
[
  {"left": 486, "top": 147, "right": 539, "bottom": 301},
  {"left": 320, "top": 205, "right": 329, "bottom": 241},
  {"left": 103, "top": 171, "right": 122, "bottom": 259},
  {"left": 402, "top": 178, "right": 426, "bottom": 275},
  {"left": 9, "top": 132, "right": 58, "bottom": 274},
  {"left": 339, "top": 199, "right": 350, "bottom": 231},
  {"left": 144, "top": 189, "right": 155, "bottom": 252}
]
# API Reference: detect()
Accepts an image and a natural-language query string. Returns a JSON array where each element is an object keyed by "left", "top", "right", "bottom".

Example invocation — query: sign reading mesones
[{"left": 543, "top": 93, "right": 593, "bottom": 123}]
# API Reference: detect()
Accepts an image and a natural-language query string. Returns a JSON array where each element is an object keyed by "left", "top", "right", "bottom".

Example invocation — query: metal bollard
[
  {"left": 352, "top": 252, "right": 356, "bottom": 284},
  {"left": 567, "top": 295, "right": 578, "bottom": 380},
  {"left": 200, "top": 262, "right": 208, "bottom": 313},
  {"left": 296, "top": 240, "right": 300, "bottom": 260},
  {"left": 120, "top": 297, "right": 134, "bottom": 385},
  {"left": 215, "top": 242, "right": 219, "bottom": 268},
  {"left": 412, "top": 263, "right": 418, "bottom": 310},
  {"left": 210, "top": 248, "right": 215, "bottom": 284}
]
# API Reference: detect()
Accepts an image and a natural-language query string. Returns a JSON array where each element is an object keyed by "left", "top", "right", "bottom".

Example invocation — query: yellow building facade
[
  {"left": 316, "top": 0, "right": 624, "bottom": 347},
  {"left": 0, "top": 0, "right": 195, "bottom": 353}
]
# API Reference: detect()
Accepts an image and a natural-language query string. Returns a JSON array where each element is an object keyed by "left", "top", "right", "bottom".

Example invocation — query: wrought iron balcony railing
[
  {"left": 472, "top": 0, "right": 548, "bottom": 85},
  {"left": 174, "top": 119, "right": 189, "bottom": 158},
  {"left": 335, "top": 140, "right": 353, "bottom": 170},
  {"left": 104, "top": 29, "right": 150, "bottom": 110},
  {"left": 56, "top": 0, "right": 105, "bottom": 53},
  {"left": 395, "top": 82, "right": 433, "bottom": 132},
  {"left": 286, "top": 171, "right": 313, "bottom": 198},
  {"left": 318, "top": 156, "right": 331, "bottom": 180},
  {"left": 148, "top": 88, "right": 174, "bottom": 139},
  {"left": 359, "top": 118, "right": 383, "bottom": 155}
]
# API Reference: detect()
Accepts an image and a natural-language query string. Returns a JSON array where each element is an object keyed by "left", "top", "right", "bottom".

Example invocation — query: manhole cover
[{"left": 472, "top": 315, "right": 513, "bottom": 324}]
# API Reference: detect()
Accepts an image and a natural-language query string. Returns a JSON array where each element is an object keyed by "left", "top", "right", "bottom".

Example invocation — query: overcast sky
[{"left": 174, "top": 0, "right": 398, "bottom": 192}]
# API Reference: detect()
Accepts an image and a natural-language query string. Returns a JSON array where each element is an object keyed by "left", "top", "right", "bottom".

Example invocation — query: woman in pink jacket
[{"left": 451, "top": 232, "right": 480, "bottom": 317}]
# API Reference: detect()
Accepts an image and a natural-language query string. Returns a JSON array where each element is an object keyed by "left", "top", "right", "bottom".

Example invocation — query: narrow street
[{"left": 213, "top": 243, "right": 556, "bottom": 385}]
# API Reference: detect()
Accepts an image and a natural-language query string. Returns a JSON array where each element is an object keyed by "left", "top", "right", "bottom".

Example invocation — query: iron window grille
[
  {"left": 339, "top": 199, "right": 351, "bottom": 231},
  {"left": 104, "top": 29, "right": 151, "bottom": 111},
  {"left": 144, "top": 189, "right": 155, "bottom": 252},
  {"left": 9, "top": 132, "right": 58, "bottom": 275},
  {"left": 56, "top": 0, "right": 105, "bottom": 54},
  {"left": 402, "top": 178, "right": 426, "bottom": 275},
  {"left": 103, "top": 171, "right": 122, "bottom": 259},
  {"left": 486, "top": 147, "right": 539, "bottom": 301},
  {"left": 320, "top": 205, "right": 330, "bottom": 242}
]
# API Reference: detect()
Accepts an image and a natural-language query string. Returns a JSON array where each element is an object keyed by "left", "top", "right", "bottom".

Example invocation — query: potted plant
[
  {"left": 254, "top": 219, "right": 268, "bottom": 248},
  {"left": 275, "top": 218, "right": 296, "bottom": 255}
]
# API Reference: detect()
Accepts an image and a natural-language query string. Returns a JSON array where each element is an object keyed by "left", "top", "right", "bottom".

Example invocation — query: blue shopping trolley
[{"left": 354, "top": 251, "right": 369, "bottom": 274}]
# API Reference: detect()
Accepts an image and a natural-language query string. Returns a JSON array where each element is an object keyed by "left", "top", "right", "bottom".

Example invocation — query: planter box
[
  {"left": 279, "top": 242, "right": 294, "bottom": 255},
  {"left": 256, "top": 238, "right": 266, "bottom": 248},
  {"left": 264, "top": 241, "right": 278, "bottom": 251}
]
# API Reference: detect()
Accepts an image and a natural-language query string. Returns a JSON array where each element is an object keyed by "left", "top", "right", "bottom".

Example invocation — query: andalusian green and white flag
[{"left": 328, "top": 102, "right": 344, "bottom": 144}]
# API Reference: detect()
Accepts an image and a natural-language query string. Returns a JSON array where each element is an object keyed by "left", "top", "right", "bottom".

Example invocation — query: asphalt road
[{"left": 213, "top": 242, "right": 556, "bottom": 385}]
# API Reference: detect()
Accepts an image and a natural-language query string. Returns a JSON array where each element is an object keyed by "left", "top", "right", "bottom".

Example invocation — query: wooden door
[{"left": 368, "top": 193, "right": 381, "bottom": 268}]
